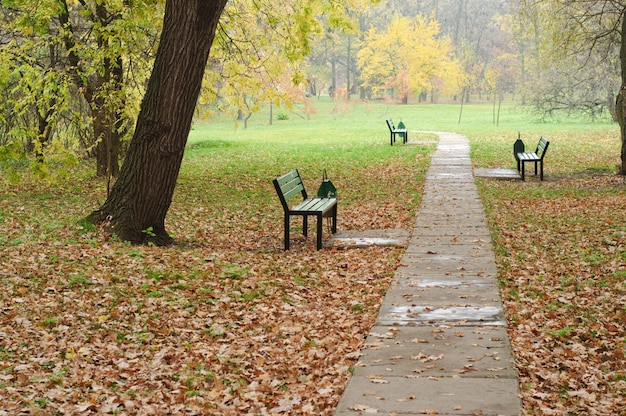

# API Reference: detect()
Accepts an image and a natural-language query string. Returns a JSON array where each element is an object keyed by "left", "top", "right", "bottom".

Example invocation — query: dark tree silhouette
[{"left": 88, "top": 0, "right": 229, "bottom": 245}]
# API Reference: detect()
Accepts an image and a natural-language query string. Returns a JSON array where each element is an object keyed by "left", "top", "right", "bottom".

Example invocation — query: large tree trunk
[
  {"left": 88, "top": 0, "right": 228, "bottom": 245},
  {"left": 617, "top": 86, "right": 626, "bottom": 175},
  {"left": 617, "top": 12, "right": 626, "bottom": 175}
]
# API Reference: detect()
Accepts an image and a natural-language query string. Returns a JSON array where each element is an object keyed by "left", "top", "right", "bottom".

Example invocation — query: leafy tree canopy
[{"left": 357, "top": 14, "right": 461, "bottom": 102}]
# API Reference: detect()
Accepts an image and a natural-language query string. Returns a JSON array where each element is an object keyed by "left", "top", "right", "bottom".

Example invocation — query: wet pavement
[
  {"left": 474, "top": 167, "right": 521, "bottom": 180},
  {"left": 334, "top": 132, "right": 521, "bottom": 415},
  {"left": 329, "top": 229, "right": 410, "bottom": 249}
]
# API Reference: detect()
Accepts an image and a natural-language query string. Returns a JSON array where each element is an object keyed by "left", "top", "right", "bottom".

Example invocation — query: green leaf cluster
[{"left": 0, "top": 0, "right": 161, "bottom": 173}]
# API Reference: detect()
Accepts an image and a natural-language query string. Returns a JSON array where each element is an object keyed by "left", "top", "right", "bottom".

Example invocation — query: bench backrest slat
[
  {"left": 536, "top": 137, "right": 550, "bottom": 159},
  {"left": 273, "top": 169, "right": 307, "bottom": 210},
  {"left": 386, "top": 118, "right": 394, "bottom": 131}
]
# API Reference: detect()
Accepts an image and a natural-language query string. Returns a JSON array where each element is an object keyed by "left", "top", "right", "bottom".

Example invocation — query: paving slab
[
  {"left": 334, "top": 132, "right": 521, "bottom": 415},
  {"left": 391, "top": 276, "right": 498, "bottom": 289},
  {"left": 383, "top": 282, "right": 502, "bottom": 306},
  {"left": 432, "top": 157, "right": 471, "bottom": 165},
  {"left": 393, "top": 272, "right": 498, "bottom": 284},
  {"left": 402, "top": 259, "right": 494, "bottom": 272},
  {"left": 403, "top": 244, "right": 493, "bottom": 259},
  {"left": 420, "top": 190, "right": 483, "bottom": 200},
  {"left": 426, "top": 167, "right": 473, "bottom": 173},
  {"left": 334, "top": 377, "right": 520, "bottom": 416},
  {"left": 474, "top": 167, "right": 521, "bottom": 180},
  {"left": 409, "top": 226, "right": 491, "bottom": 238},
  {"left": 376, "top": 305, "right": 507, "bottom": 327},
  {"left": 422, "top": 193, "right": 478, "bottom": 201},
  {"left": 406, "top": 234, "right": 492, "bottom": 246},
  {"left": 354, "top": 325, "right": 517, "bottom": 379},
  {"left": 328, "top": 229, "right": 411, "bottom": 249},
  {"left": 428, "top": 166, "right": 473, "bottom": 174},
  {"left": 418, "top": 202, "right": 485, "bottom": 212},
  {"left": 426, "top": 175, "right": 475, "bottom": 182},
  {"left": 415, "top": 214, "right": 486, "bottom": 222}
]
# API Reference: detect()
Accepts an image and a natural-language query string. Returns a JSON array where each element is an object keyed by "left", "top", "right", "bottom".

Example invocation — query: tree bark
[
  {"left": 618, "top": 87, "right": 626, "bottom": 175},
  {"left": 58, "top": 0, "right": 123, "bottom": 178},
  {"left": 93, "top": 102, "right": 121, "bottom": 178},
  {"left": 617, "top": 11, "right": 626, "bottom": 175},
  {"left": 88, "top": 0, "right": 228, "bottom": 245}
]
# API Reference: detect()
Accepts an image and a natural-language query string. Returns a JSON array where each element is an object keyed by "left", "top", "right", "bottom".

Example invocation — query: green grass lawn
[
  {"left": 1, "top": 98, "right": 624, "bottom": 414},
  {"left": 189, "top": 96, "right": 620, "bottom": 176}
]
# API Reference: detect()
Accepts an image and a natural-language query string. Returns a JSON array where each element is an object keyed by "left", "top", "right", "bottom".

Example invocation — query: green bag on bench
[{"left": 317, "top": 169, "right": 337, "bottom": 198}]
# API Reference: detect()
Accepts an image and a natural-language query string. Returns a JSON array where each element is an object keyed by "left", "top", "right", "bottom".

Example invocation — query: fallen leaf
[
  {"left": 349, "top": 404, "right": 378, "bottom": 413},
  {"left": 371, "top": 379, "right": 390, "bottom": 384}
]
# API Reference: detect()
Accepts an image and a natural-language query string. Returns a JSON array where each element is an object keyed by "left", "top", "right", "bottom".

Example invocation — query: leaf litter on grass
[
  {"left": 483, "top": 174, "right": 626, "bottom": 415},
  {"left": 4, "top": 151, "right": 625, "bottom": 414},
  {"left": 0, "top": 163, "right": 418, "bottom": 415},
  {"left": 1, "top": 233, "right": 405, "bottom": 414}
]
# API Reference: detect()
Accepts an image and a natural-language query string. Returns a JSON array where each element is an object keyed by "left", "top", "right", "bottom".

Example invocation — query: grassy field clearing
[{"left": 1, "top": 98, "right": 624, "bottom": 414}]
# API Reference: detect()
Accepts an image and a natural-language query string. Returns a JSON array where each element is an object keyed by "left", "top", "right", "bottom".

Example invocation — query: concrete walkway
[{"left": 334, "top": 132, "right": 521, "bottom": 416}]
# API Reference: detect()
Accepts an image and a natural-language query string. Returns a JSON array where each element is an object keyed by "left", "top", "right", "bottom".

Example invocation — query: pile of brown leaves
[
  {"left": 0, "top": 166, "right": 416, "bottom": 415},
  {"left": 485, "top": 174, "right": 626, "bottom": 415},
  {"left": 2, "top": 243, "right": 403, "bottom": 415}
]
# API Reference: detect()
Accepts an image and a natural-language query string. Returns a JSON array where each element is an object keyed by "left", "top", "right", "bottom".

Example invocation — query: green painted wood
[
  {"left": 386, "top": 118, "right": 408, "bottom": 145},
  {"left": 514, "top": 136, "right": 550, "bottom": 181},
  {"left": 273, "top": 169, "right": 338, "bottom": 250}
]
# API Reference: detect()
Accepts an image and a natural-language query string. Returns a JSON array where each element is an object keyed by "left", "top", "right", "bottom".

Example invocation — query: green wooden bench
[
  {"left": 273, "top": 169, "right": 337, "bottom": 250},
  {"left": 514, "top": 135, "right": 550, "bottom": 181},
  {"left": 386, "top": 118, "right": 407, "bottom": 145}
]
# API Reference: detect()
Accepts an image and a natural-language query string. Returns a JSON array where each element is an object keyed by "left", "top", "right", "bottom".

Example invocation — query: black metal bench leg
[
  {"left": 534, "top": 161, "right": 538, "bottom": 176},
  {"left": 521, "top": 162, "right": 526, "bottom": 181},
  {"left": 331, "top": 206, "right": 337, "bottom": 234},
  {"left": 302, "top": 216, "right": 308, "bottom": 237},
  {"left": 540, "top": 161, "right": 544, "bottom": 180},
  {"left": 316, "top": 214, "right": 323, "bottom": 250},
  {"left": 284, "top": 214, "right": 290, "bottom": 250}
]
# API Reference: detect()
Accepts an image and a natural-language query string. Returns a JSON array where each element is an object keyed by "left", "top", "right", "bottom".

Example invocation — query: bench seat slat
[
  {"left": 517, "top": 152, "right": 539, "bottom": 161},
  {"left": 292, "top": 198, "right": 336, "bottom": 214}
]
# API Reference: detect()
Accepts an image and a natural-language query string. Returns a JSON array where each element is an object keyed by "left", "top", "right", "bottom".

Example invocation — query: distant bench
[
  {"left": 273, "top": 169, "right": 337, "bottom": 250},
  {"left": 514, "top": 135, "right": 550, "bottom": 181},
  {"left": 386, "top": 118, "right": 407, "bottom": 145}
]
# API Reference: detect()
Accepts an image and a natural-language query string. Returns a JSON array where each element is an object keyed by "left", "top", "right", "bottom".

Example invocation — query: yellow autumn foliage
[{"left": 358, "top": 15, "right": 463, "bottom": 101}]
